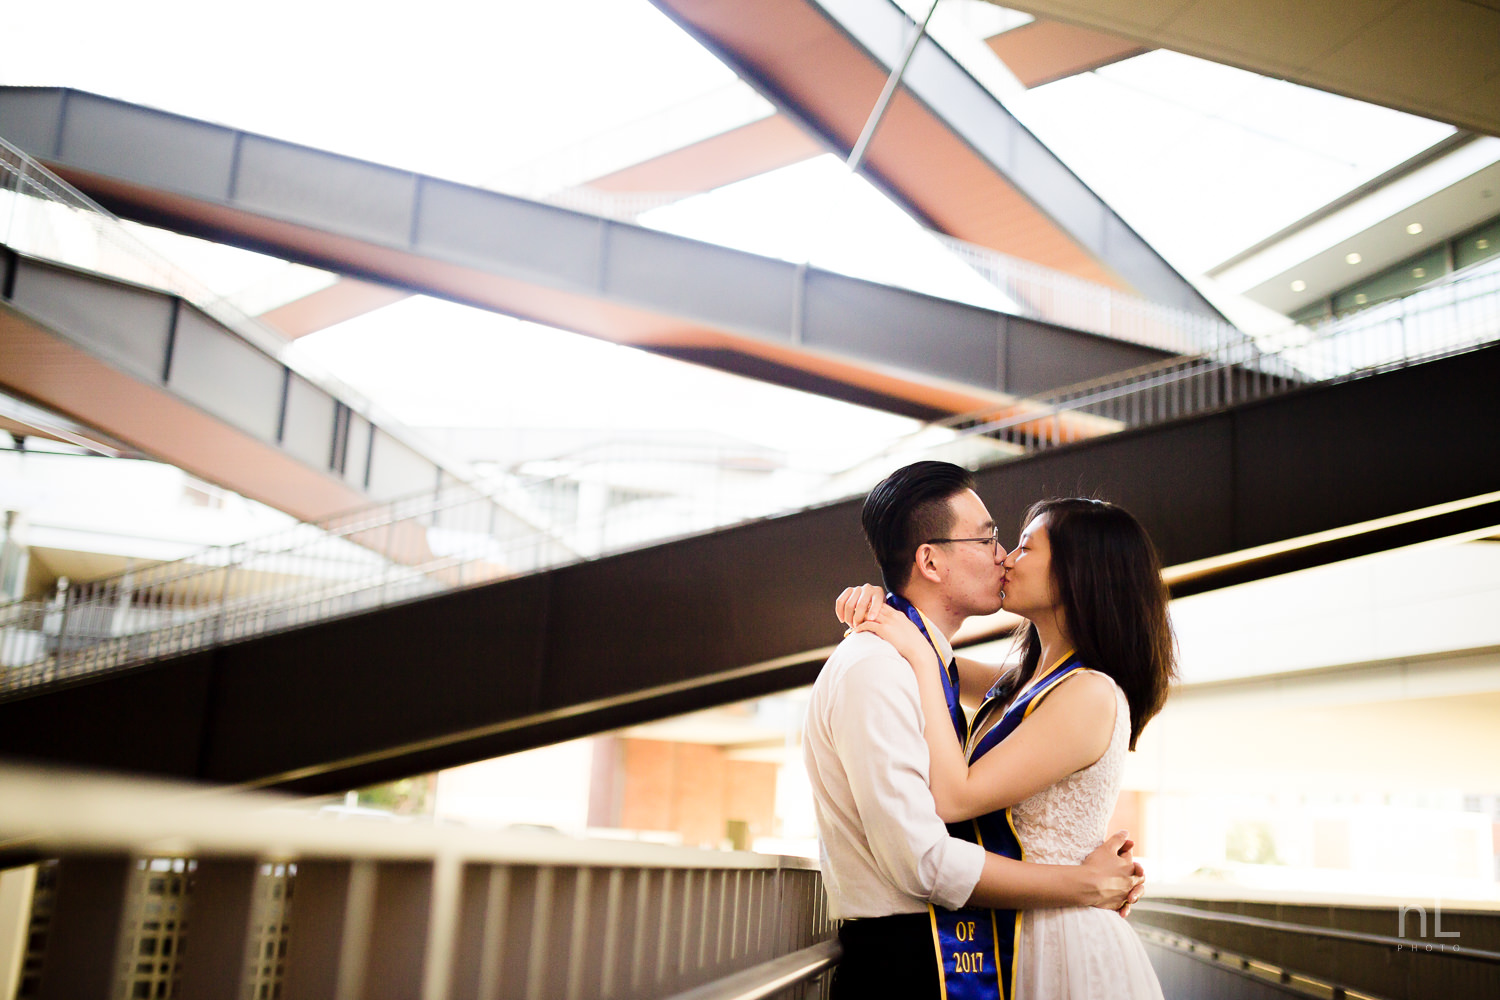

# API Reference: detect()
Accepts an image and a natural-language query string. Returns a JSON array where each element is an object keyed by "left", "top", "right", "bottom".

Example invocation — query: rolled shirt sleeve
[{"left": 827, "top": 645, "right": 985, "bottom": 910}]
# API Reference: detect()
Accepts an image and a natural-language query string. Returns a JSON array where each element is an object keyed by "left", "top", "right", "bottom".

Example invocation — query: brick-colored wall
[{"left": 615, "top": 738, "right": 778, "bottom": 849}]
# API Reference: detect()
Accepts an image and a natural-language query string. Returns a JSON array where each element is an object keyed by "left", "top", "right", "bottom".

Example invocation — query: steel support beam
[{"left": 846, "top": 0, "right": 940, "bottom": 172}]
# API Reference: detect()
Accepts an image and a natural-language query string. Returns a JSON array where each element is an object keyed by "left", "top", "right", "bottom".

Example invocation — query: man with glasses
[{"left": 803, "top": 461, "right": 1140, "bottom": 1000}]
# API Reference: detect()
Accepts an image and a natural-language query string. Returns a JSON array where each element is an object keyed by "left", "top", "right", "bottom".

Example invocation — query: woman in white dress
[{"left": 838, "top": 497, "right": 1174, "bottom": 999}]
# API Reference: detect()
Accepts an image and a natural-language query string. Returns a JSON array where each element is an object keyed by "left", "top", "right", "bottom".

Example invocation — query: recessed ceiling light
[
  {"left": 1354, "top": 293, "right": 1368, "bottom": 304},
  {"left": 1290, "top": 279, "right": 1307, "bottom": 292},
  {"left": 1412, "top": 267, "right": 1426, "bottom": 278},
  {"left": 1345, "top": 252, "right": 1362, "bottom": 265},
  {"left": 1479, "top": 239, "right": 1492, "bottom": 251},
  {"left": 1406, "top": 223, "right": 1423, "bottom": 235}
]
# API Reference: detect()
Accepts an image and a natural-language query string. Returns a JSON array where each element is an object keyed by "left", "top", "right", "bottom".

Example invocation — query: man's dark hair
[{"left": 861, "top": 461, "right": 976, "bottom": 592}]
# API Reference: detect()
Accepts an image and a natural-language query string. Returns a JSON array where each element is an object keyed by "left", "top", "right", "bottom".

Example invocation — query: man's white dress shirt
[{"left": 804, "top": 629, "right": 985, "bottom": 918}]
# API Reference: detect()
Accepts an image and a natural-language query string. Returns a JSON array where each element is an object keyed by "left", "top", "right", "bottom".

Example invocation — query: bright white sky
[{"left": 0, "top": 0, "right": 1456, "bottom": 461}]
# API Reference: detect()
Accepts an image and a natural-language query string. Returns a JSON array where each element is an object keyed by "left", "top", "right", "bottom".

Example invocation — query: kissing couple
[{"left": 805, "top": 460, "right": 1173, "bottom": 999}]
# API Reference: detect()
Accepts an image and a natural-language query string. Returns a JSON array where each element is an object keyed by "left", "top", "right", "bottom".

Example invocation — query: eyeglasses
[{"left": 921, "top": 527, "right": 1002, "bottom": 553}]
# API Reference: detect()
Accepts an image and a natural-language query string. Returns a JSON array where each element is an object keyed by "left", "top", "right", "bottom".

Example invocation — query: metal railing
[
  {"left": 1, "top": 136, "right": 289, "bottom": 374},
  {"left": 1131, "top": 893, "right": 1500, "bottom": 999},
  {"left": 862, "top": 258, "right": 1500, "bottom": 466},
  {"left": 0, "top": 437, "right": 833, "bottom": 693},
  {"left": 0, "top": 762, "right": 836, "bottom": 1000}
]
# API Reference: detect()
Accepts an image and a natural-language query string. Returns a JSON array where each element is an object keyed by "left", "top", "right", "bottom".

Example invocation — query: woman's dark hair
[
  {"left": 861, "top": 461, "right": 976, "bottom": 591},
  {"left": 997, "top": 498, "right": 1175, "bottom": 750}
]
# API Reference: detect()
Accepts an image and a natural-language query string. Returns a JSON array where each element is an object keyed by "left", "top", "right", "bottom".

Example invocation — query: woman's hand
[
  {"left": 1079, "top": 831, "right": 1146, "bottom": 913},
  {"left": 834, "top": 584, "right": 936, "bottom": 671},
  {"left": 855, "top": 606, "right": 938, "bottom": 676},
  {"left": 835, "top": 584, "right": 887, "bottom": 629}
]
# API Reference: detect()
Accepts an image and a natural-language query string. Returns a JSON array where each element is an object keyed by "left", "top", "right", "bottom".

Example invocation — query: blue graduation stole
[
  {"left": 884, "top": 594, "right": 996, "bottom": 999},
  {"left": 886, "top": 593, "right": 967, "bottom": 746},
  {"left": 928, "top": 648, "right": 1087, "bottom": 1000}
]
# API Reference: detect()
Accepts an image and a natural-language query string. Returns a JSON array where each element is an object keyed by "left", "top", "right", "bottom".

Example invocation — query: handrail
[
  {"left": 0, "top": 762, "right": 819, "bottom": 869},
  {"left": 0, "top": 762, "right": 836, "bottom": 1000},
  {"left": 661, "top": 941, "right": 841, "bottom": 1000},
  {"left": 1132, "top": 901, "right": 1500, "bottom": 964}
]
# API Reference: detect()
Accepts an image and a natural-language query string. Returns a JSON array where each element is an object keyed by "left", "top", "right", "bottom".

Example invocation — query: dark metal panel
[
  {"left": 0, "top": 87, "right": 65, "bottom": 158},
  {"left": 280, "top": 861, "right": 361, "bottom": 1000},
  {"left": 196, "top": 505, "right": 867, "bottom": 790},
  {"left": 279, "top": 374, "right": 337, "bottom": 472},
  {"left": 199, "top": 573, "right": 555, "bottom": 784},
  {"left": 177, "top": 860, "right": 259, "bottom": 1000},
  {"left": 974, "top": 415, "right": 1239, "bottom": 567},
  {"left": 1231, "top": 349, "right": 1500, "bottom": 552},
  {"left": 9, "top": 257, "right": 174, "bottom": 384},
  {"left": 414, "top": 179, "right": 604, "bottom": 290},
  {"left": 603, "top": 225, "right": 798, "bottom": 336},
  {"left": 366, "top": 429, "right": 438, "bottom": 502},
  {"left": 1001, "top": 316, "right": 1175, "bottom": 398},
  {"left": 540, "top": 502, "right": 871, "bottom": 709},
  {"left": 166, "top": 305, "right": 284, "bottom": 441},
  {"left": 0, "top": 653, "right": 215, "bottom": 775},
  {"left": 60, "top": 91, "right": 236, "bottom": 202},
  {"left": 36, "top": 857, "right": 134, "bottom": 1000},
  {"left": 234, "top": 135, "right": 417, "bottom": 247},
  {"left": 801, "top": 270, "right": 1001, "bottom": 389},
  {"left": 364, "top": 862, "right": 436, "bottom": 1000}
]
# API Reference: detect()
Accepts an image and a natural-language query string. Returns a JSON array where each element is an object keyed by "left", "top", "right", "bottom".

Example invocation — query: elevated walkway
[
  {"left": 2, "top": 338, "right": 1497, "bottom": 794},
  {"left": 0, "top": 86, "right": 1208, "bottom": 421},
  {"left": 647, "top": 0, "right": 1220, "bottom": 315},
  {"left": 0, "top": 252, "right": 459, "bottom": 522},
  {"left": 0, "top": 139, "right": 476, "bottom": 523}
]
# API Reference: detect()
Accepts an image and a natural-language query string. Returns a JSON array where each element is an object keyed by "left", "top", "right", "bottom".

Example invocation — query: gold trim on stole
[
  {"left": 1005, "top": 650, "right": 1078, "bottom": 999},
  {"left": 928, "top": 904, "right": 950, "bottom": 1000}
]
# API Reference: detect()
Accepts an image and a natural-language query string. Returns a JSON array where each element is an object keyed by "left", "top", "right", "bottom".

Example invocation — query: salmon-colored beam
[
  {"left": 985, "top": 18, "right": 1151, "bottom": 89},
  {"left": 257, "top": 115, "right": 825, "bottom": 339}
]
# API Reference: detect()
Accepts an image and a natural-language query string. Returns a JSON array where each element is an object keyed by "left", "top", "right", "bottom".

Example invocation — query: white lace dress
[{"left": 1008, "top": 672, "right": 1164, "bottom": 1000}]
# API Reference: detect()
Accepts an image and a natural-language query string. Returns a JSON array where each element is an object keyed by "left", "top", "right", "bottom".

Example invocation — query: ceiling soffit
[{"left": 990, "top": 0, "right": 1500, "bottom": 137}]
